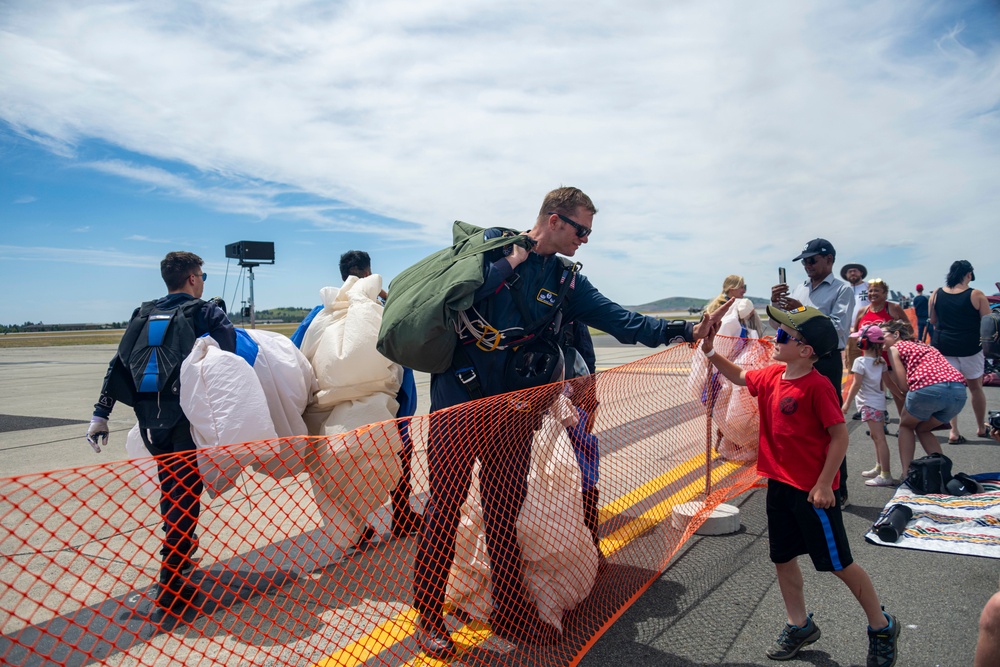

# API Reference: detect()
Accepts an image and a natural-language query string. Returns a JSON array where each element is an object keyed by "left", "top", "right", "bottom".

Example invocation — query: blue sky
[{"left": 1, "top": 0, "right": 998, "bottom": 325}]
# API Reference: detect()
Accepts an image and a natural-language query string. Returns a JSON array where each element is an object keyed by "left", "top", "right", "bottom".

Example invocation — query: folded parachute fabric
[
  {"left": 446, "top": 461, "right": 493, "bottom": 620},
  {"left": 240, "top": 329, "right": 318, "bottom": 480},
  {"left": 124, "top": 423, "right": 159, "bottom": 498},
  {"left": 299, "top": 274, "right": 405, "bottom": 550},
  {"left": 518, "top": 395, "right": 600, "bottom": 632},
  {"left": 301, "top": 275, "right": 403, "bottom": 408},
  {"left": 180, "top": 337, "right": 278, "bottom": 498}
]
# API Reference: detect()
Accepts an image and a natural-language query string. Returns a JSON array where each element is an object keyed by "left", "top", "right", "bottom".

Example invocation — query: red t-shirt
[{"left": 745, "top": 364, "right": 845, "bottom": 492}]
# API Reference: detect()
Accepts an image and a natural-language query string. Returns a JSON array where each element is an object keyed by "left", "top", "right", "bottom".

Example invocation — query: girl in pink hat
[{"left": 842, "top": 324, "right": 896, "bottom": 486}]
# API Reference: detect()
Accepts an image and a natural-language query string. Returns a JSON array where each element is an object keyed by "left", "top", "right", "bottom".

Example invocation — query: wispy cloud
[
  {"left": 0, "top": 0, "right": 997, "bottom": 305},
  {"left": 73, "top": 226, "right": 90, "bottom": 232},
  {"left": 13, "top": 195, "right": 36, "bottom": 204},
  {"left": 0, "top": 244, "right": 160, "bottom": 269},
  {"left": 125, "top": 234, "right": 172, "bottom": 243}
]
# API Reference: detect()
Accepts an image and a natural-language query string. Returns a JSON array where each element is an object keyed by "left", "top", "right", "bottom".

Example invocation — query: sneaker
[
  {"left": 862, "top": 465, "right": 881, "bottom": 478},
  {"left": 839, "top": 491, "right": 850, "bottom": 510},
  {"left": 867, "top": 610, "right": 899, "bottom": 667},
  {"left": 865, "top": 475, "right": 898, "bottom": 487},
  {"left": 767, "top": 613, "right": 821, "bottom": 660},
  {"left": 852, "top": 411, "right": 862, "bottom": 421}
]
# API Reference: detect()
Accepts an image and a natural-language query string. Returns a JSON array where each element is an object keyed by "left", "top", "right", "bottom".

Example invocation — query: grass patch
[{"left": 0, "top": 323, "right": 298, "bottom": 348}]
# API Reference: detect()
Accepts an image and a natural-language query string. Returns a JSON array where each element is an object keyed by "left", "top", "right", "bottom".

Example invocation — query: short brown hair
[
  {"left": 161, "top": 251, "right": 204, "bottom": 291},
  {"left": 537, "top": 187, "right": 598, "bottom": 219}
]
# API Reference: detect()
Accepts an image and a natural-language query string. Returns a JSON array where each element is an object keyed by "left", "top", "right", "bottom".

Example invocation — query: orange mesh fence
[{"left": 1, "top": 337, "right": 770, "bottom": 666}]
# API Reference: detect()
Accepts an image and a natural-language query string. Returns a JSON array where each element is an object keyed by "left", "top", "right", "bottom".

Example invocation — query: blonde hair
[
  {"left": 706, "top": 275, "right": 745, "bottom": 314},
  {"left": 867, "top": 277, "right": 889, "bottom": 293}
]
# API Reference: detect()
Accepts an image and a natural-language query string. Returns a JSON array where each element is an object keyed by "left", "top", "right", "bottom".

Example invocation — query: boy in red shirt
[{"left": 703, "top": 305, "right": 899, "bottom": 667}]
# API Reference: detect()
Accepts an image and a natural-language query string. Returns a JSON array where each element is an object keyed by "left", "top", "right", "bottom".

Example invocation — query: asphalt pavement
[{"left": 1, "top": 340, "right": 998, "bottom": 666}]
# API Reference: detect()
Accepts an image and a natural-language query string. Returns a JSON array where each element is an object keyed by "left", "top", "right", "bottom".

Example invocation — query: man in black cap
[{"left": 772, "top": 238, "right": 855, "bottom": 507}]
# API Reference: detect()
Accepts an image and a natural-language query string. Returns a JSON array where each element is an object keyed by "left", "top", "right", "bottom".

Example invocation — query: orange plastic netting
[{"left": 1, "top": 337, "right": 769, "bottom": 666}]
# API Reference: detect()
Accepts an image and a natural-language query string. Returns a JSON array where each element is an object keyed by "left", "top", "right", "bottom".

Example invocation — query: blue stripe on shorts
[{"left": 812, "top": 505, "right": 843, "bottom": 571}]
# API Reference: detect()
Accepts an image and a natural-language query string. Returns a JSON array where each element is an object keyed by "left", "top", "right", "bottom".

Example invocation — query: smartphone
[{"left": 778, "top": 267, "right": 786, "bottom": 285}]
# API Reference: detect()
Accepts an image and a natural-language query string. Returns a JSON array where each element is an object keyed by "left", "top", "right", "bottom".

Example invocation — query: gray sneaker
[
  {"left": 767, "top": 613, "right": 821, "bottom": 660},
  {"left": 867, "top": 610, "right": 899, "bottom": 667}
]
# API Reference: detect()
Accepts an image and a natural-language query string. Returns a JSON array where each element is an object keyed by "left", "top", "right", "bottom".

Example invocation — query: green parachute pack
[{"left": 377, "top": 220, "right": 533, "bottom": 373}]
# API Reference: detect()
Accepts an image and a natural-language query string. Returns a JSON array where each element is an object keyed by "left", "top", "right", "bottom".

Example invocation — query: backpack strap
[
  {"left": 505, "top": 260, "right": 580, "bottom": 346},
  {"left": 451, "top": 260, "right": 580, "bottom": 401}
]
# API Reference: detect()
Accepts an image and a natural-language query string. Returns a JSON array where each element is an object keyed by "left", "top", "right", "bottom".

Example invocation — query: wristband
[{"left": 705, "top": 348, "right": 716, "bottom": 358}]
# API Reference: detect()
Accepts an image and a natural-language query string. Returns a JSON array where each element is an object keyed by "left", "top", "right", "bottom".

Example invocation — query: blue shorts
[{"left": 904, "top": 382, "right": 967, "bottom": 423}]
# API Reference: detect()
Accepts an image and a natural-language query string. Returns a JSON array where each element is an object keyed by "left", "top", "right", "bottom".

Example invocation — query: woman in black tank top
[{"left": 929, "top": 260, "right": 992, "bottom": 441}]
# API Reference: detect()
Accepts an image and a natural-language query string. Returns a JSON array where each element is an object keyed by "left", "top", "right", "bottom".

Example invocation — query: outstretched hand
[{"left": 692, "top": 298, "right": 734, "bottom": 340}]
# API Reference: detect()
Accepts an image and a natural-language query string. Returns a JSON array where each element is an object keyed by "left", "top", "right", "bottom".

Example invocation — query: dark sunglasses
[
  {"left": 548, "top": 211, "right": 592, "bottom": 238},
  {"left": 801, "top": 256, "right": 826, "bottom": 266},
  {"left": 193, "top": 272, "right": 207, "bottom": 281},
  {"left": 775, "top": 328, "right": 806, "bottom": 345}
]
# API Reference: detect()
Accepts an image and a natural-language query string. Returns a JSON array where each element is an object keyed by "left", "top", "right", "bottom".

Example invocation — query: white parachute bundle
[
  {"left": 180, "top": 337, "right": 278, "bottom": 498},
  {"left": 299, "top": 274, "right": 405, "bottom": 550}
]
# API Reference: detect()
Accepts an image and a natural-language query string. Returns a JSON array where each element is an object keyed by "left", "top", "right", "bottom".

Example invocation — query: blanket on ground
[{"left": 864, "top": 473, "right": 1000, "bottom": 558}]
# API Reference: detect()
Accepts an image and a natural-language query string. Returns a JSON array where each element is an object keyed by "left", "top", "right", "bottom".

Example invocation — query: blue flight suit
[{"left": 414, "top": 230, "right": 694, "bottom": 624}]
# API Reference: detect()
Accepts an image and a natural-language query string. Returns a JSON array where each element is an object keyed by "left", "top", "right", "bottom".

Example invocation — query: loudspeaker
[{"left": 225, "top": 241, "right": 274, "bottom": 263}]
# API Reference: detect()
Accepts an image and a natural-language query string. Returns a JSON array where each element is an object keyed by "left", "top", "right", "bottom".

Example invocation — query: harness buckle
[{"left": 455, "top": 366, "right": 479, "bottom": 386}]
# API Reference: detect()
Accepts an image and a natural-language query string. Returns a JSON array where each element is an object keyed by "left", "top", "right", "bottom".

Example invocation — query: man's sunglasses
[
  {"left": 193, "top": 272, "right": 207, "bottom": 281},
  {"left": 548, "top": 211, "right": 592, "bottom": 238},
  {"left": 775, "top": 328, "right": 806, "bottom": 345},
  {"left": 801, "top": 255, "right": 829, "bottom": 266}
]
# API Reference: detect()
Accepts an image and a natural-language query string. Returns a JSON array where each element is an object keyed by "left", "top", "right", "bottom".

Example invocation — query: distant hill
[{"left": 627, "top": 295, "right": 770, "bottom": 312}]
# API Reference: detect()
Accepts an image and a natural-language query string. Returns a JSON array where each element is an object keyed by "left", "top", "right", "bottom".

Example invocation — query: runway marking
[
  {"left": 309, "top": 449, "right": 740, "bottom": 667},
  {"left": 312, "top": 609, "right": 418, "bottom": 667},
  {"left": 599, "top": 459, "right": 741, "bottom": 556}
]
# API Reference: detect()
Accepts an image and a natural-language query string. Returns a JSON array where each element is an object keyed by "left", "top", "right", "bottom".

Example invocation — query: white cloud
[
  {"left": 0, "top": 244, "right": 160, "bottom": 269},
  {"left": 0, "top": 0, "right": 997, "bottom": 307},
  {"left": 13, "top": 195, "right": 36, "bottom": 204}
]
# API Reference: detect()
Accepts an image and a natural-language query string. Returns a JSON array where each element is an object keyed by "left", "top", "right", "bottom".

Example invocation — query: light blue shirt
[{"left": 790, "top": 273, "right": 855, "bottom": 349}]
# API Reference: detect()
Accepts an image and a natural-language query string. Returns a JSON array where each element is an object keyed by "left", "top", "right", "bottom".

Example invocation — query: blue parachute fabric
[
  {"left": 138, "top": 349, "right": 160, "bottom": 393},
  {"left": 290, "top": 305, "right": 323, "bottom": 349},
  {"left": 147, "top": 316, "right": 170, "bottom": 346},
  {"left": 234, "top": 329, "right": 259, "bottom": 366},
  {"left": 568, "top": 406, "right": 600, "bottom": 492}
]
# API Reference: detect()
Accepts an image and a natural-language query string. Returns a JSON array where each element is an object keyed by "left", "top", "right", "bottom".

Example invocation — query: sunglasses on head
[
  {"left": 547, "top": 211, "right": 592, "bottom": 238},
  {"left": 775, "top": 328, "right": 806, "bottom": 345}
]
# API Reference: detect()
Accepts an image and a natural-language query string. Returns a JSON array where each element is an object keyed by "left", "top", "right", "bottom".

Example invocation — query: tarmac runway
[{"left": 2, "top": 340, "right": 998, "bottom": 666}]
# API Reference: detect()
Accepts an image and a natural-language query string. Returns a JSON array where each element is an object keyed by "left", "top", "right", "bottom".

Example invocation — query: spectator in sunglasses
[{"left": 771, "top": 238, "right": 855, "bottom": 508}]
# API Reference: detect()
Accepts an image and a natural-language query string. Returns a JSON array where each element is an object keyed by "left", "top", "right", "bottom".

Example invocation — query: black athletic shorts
[{"left": 766, "top": 478, "right": 853, "bottom": 572}]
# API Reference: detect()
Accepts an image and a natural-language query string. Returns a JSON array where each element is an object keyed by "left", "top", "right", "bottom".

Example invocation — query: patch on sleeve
[{"left": 536, "top": 288, "right": 557, "bottom": 306}]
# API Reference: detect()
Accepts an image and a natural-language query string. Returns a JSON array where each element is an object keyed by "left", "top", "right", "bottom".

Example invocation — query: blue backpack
[{"left": 106, "top": 299, "right": 203, "bottom": 429}]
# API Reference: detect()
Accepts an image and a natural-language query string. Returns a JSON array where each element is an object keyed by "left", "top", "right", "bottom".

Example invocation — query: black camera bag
[{"left": 904, "top": 453, "right": 954, "bottom": 495}]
